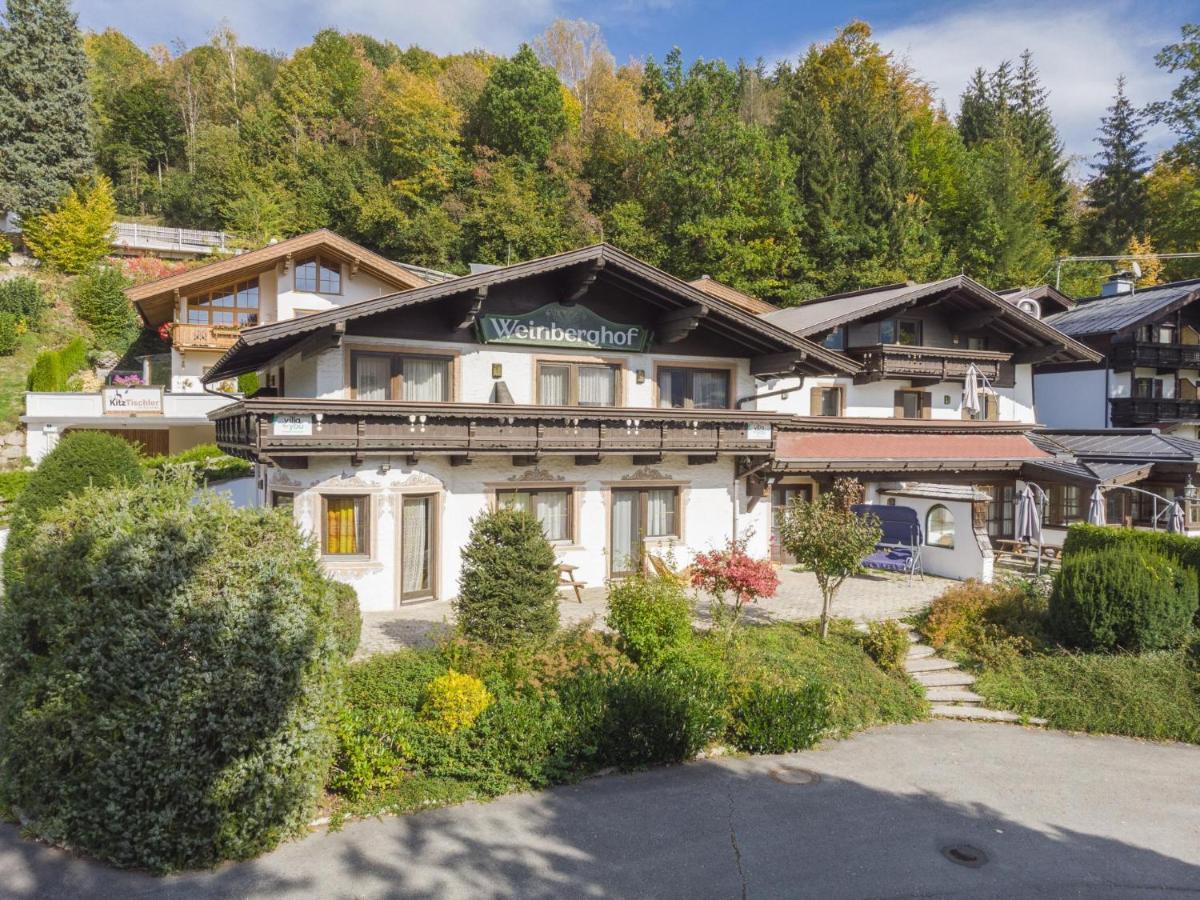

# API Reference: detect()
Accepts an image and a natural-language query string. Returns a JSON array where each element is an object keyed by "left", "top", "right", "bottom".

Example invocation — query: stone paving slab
[{"left": 357, "top": 567, "right": 952, "bottom": 657}]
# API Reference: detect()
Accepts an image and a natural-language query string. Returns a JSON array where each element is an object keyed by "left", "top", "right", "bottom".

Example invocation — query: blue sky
[{"left": 76, "top": 0, "right": 1200, "bottom": 163}]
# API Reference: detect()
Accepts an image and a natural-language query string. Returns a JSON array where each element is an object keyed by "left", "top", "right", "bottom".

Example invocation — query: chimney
[{"left": 1101, "top": 271, "right": 1136, "bottom": 297}]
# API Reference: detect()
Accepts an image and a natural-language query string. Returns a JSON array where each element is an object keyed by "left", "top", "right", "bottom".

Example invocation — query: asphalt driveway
[{"left": 3, "top": 720, "right": 1198, "bottom": 899}]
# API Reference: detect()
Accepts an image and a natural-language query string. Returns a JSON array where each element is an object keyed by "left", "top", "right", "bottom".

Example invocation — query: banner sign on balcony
[
  {"left": 273, "top": 414, "right": 313, "bottom": 437},
  {"left": 745, "top": 424, "right": 772, "bottom": 441},
  {"left": 477, "top": 303, "right": 650, "bottom": 352},
  {"left": 102, "top": 387, "right": 163, "bottom": 416}
]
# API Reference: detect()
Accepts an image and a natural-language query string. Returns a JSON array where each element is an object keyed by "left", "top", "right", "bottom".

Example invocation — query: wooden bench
[
  {"left": 558, "top": 563, "right": 586, "bottom": 602},
  {"left": 993, "top": 539, "right": 1062, "bottom": 572}
]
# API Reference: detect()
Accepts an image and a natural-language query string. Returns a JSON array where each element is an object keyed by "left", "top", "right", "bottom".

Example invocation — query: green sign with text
[{"left": 477, "top": 303, "right": 651, "bottom": 352}]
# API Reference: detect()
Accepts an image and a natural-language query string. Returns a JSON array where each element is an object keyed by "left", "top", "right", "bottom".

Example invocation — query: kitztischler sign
[{"left": 477, "top": 303, "right": 651, "bottom": 352}]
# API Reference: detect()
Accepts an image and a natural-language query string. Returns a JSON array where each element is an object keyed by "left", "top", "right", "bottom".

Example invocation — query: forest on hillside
[{"left": 5, "top": 3, "right": 1200, "bottom": 302}]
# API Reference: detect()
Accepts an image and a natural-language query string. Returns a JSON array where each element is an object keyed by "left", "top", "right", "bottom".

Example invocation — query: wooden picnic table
[
  {"left": 557, "top": 562, "right": 586, "bottom": 602},
  {"left": 993, "top": 539, "right": 1061, "bottom": 570}
]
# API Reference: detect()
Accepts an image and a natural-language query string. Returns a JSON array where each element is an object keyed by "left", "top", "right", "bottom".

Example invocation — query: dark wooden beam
[
  {"left": 688, "top": 454, "right": 718, "bottom": 465},
  {"left": 950, "top": 308, "right": 1003, "bottom": 332},
  {"left": 298, "top": 322, "right": 345, "bottom": 361},
  {"left": 450, "top": 454, "right": 472, "bottom": 466},
  {"left": 656, "top": 304, "right": 707, "bottom": 343},
  {"left": 633, "top": 453, "right": 664, "bottom": 465},
  {"left": 1010, "top": 345, "right": 1060, "bottom": 364},
  {"left": 563, "top": 258, "right": 605, "bottom": 304},
  {"left": 751, "top": 350, "right": 808, "bottom": 376},
  {"left": 574, "top": 454, "right": 602, "bottom": 465},
  {"left": 455, "top": 286, "right": 488, "bottom": 330},
  {"left": 513, "top": 454, "right": 540, "bottom": 467}
]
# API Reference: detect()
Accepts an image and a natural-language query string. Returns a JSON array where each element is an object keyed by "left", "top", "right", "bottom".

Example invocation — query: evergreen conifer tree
[
  {"left": 1083, "top": 76, "right": 1149, "bottom": 254},
  {"left": 0, "top": 0, "right": 94, "bottom": 216}
]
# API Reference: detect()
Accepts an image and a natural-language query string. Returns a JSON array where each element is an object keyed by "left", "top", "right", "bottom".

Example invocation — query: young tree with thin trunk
[{"left": 778, "top": 479, "right": 880, "bottom": 640}]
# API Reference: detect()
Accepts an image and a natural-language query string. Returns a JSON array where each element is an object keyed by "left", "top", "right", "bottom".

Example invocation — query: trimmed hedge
[
  {"left": 453, "top": 507, "right": 560, "bottom": 646},
  {"left": 3, "top": 430, "right": 143, "bottom": 586},
  {"left": 0, "top": 476, "right": 345, "bottom": 872},
  {"left": 730, "top": 681, "right": 829, "bottom": 754},
  {"left": 26, "top": 337, "right": 89, "bottom": 392},
  {"left": 1050, "top": 544, "right": 1198, "bottom": 651},
  {"left": 1064, "top": 523, "right": 1200, "bottom": 578},
  {"left": 331, "top": 580, "right": 363, "bottom": 658}
]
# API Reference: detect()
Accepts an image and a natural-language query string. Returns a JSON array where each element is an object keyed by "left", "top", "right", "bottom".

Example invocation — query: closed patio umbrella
[
  {"left": 962, "top": 364, "right": 983, "bottom": 418},
  {"left": 1087, "top": 485, "right": 1106, "bottom": 526},
  {"left": 1014, "top": 484, "right": 1044, "bottom": 573},
  {"left": 1169, "top": 499, "right": 1187, "bottom": 533}
]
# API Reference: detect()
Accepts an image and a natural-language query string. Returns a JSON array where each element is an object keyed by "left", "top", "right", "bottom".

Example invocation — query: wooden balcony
[
  {"left": 1109, "top": 397, "right": 1200, "bottom": 426},
  {"left": 211, "top": 398, "right": 785, "bottom": 463},
  {"left": 850, "top": 344, "right": 1014, "bottom": 387},
  {"left": 1110, "top": 342, "right": 1200, "bottom": 372},
  {"left": 171, "top": 323, "right": 242, "bottom": 353}
]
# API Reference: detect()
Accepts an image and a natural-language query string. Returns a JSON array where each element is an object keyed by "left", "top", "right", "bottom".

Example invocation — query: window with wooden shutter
[
  {"left": 962, "top": 394, "right": 1000, "bottom": 421},
  {"left": 809, "top": 386, "right": 843, "bottom": 416},
  {"left": 894, "top": 389, "right": 931, "bottom": 419}
]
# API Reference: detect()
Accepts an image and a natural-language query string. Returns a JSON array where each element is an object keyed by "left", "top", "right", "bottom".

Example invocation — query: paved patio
[{"left": 357, "top": 567, "right": 952, "bottom": 657}]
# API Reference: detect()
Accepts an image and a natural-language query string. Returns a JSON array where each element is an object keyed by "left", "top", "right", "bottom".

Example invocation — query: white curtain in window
[
  {"left": 578, "top": 366, "right": 615, "bottom": 406},
  {"left": 692, "top": 371, "right": 728, "bottom": 408},
  {"left": 403, "top": 357, "right": 448, "bottom": 401},
  {"left": 401, "top": 496, "right": 430, "bottom": 595},
  {"left": 611, "top": 490, "right": 638, "bottom": 573},
  {"left": 657, "top": 369, "right": 682, "bottom": 408},
  {"left": 646, "top": 488, "right": 676, "bottom": 536},
  {"left": 536, "top": 491, "right": 569, "bottom": 542},
  {"left": 356, "top": 356, "right": 391, "bottom": 401},
  {"left": 539, "top": 366, "right": 569, "bottom": 405}
]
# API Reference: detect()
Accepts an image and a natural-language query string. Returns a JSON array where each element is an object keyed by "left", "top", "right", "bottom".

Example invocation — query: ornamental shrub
[
  {"left": 331, "top": 580, "right": 362, "bottom": 658},
  {"left": 0, "top": 312, "right": 19, "bottom": 355},
  {"left": 0, "top": 276, "right": 45, "bottom": 327},
  {"left": 454, "top": 507, "right": 560, "bottom": 646},
  {"left": 71, "top": 266, "right": 139, "bottom": 351},
  {"left": 0, "top": 476, "right": 344, "bottom": 872},
  {"left": 421, "top": 670, "right": 493, "bottom": 733},
  {"left": 26, "top": 337, "right": 88, "bottom": 392},
  {"left": 690, "top": 536, "right": 779, "bottom": 632},
  {"left": 142, "top": 442, "right": 253, "bottom": 484},
  {"left": 729, "top": 681, "right": 829, "bottom": 754},
  {"left": 861, "top": 620, "right": 910, "bottom": 674},
  {"left": 329, "top": 706, "right": 413, "bottom": 801},
  {"left": 3, "top": 430, "right": 142, "bottom": 587},
  {"left": 21, "top": 176, "right": 117, "bottom": 273},
  {"left": 605, "top": 574, "right": 693, "bottom": 667},
  {"left": 1050, "top": 545, "right": 1198, "bottom": 652}
]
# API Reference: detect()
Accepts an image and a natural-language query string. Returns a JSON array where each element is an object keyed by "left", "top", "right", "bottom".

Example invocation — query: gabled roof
[
  {"left": 126, "top": 229, "right": 430, "bottom": 326},
  {"left": 201, "top": 243, "right": 858, "bottom": 383},
  {"left": 687, "top": 276, "right": 777, "bottom": 314},
  {"left": 1043, "top": 279, "right": 1200, "bottom": 338},
  {"left": 997, "top": 284, "right": 1076, "bottom": 314},
  {"left": 761, "top": 275, "right": 1100, "bottom": 364}
]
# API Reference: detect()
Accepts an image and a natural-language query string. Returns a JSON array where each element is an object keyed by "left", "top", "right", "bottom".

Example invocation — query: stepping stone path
[{"left": 902, "top": 628, "right": 1046, "bottom": 726}]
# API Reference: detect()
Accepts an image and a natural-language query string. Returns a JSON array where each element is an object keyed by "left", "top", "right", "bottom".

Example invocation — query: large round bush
[
  {"left": 3, "top": 430, "right": 143, "bottom": 586},
  {"left": 453, "top": 507, "right": 559, "bottom": 646},
  {"left": 1050, "top": 545, "right": 1198, "bottom": 652},
  {"left": 605, "top": 574, "right": 694, "bottom": 668},
  {"left": 0, "top": 476, "right": 344, "bottom": 872}
]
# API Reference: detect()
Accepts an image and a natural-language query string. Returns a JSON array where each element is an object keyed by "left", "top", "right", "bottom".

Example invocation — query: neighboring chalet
[
  {"left": 23, "top": 230, "right": 429, "bottom": 461},
  {"left": 1036, "top": 273, "right": 1200, "bottom": 436},
  {"left": 754, "top": 276, "right": 1101, "bottom": 578},
  {"left": 202, "top": 244, "right": 853, "bottom": 608}
]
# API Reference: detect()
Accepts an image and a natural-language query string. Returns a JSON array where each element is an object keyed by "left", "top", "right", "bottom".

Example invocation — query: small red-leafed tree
[
  {"left": 778, "top": 478, "right": 881, "bottom": 639},
  {"left": 690, "top": 536, "right": 779, "bottom": 635}
]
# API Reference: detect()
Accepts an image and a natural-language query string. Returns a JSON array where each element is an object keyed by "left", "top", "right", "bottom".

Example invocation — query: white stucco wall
[
  {"left": 267, "top": 454, "right": 770, "bottom": 611},
  {"left": 1032, "top": 369, "right": 1110, "bottom": 429}
]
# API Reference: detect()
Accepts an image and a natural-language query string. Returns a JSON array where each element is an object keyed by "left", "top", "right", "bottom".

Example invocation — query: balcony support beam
[
  {"left": 751, "top": 349, "right": 808, "bottom": 376},
  {"left": 455, "top": 286, "right": 489, "bottom": 331}
]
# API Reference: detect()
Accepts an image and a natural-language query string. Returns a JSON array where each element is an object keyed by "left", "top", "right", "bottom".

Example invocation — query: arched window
[{"left": 926, "top": 505, "right": 955, "bottom": 548}]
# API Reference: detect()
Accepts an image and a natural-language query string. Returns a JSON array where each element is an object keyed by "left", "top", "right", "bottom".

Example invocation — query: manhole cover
[
  {"left": 941, "top": 844, "right": 988, "bottom": 868},
  {"left": 768, "top": 765, "right": 820, "bottom": 785}
]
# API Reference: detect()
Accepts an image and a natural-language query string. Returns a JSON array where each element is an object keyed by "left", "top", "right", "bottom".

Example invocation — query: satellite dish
[{"left": 1131, "top": 261, "right": 1142, "bottom": 279}]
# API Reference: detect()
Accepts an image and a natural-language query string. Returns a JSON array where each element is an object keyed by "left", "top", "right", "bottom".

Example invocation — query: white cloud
[
  {"left": 77, "top": 0, "right": 562, "bottom": 57},
  {"left": 869, "top": 1, "right": 1183, "bottom": 169}
]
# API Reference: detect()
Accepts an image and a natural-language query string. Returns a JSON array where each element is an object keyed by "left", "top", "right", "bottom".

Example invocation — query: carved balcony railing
[
  {"left": 171, "top": 323, "right": 242, "bottom": 353},
  {"left": 1110, "top": 342, "right": 1200, "bottom": 372},
  {"left": 210, "top": 398, "right": 786, "bottom": 463},
  {"left": 1109, "top": 397, "right": 1200, "bottom": 426},
  {"left": 850, "top": 344, "right": 1014, "bottom": 387}
]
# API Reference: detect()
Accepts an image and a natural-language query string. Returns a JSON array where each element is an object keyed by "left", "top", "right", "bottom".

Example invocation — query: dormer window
[
  {"left": 295, "top": 255, "right": 342, "bottom": 294},
  {"left": 880, "top": 318, "right": 921, "bottom": 346}
]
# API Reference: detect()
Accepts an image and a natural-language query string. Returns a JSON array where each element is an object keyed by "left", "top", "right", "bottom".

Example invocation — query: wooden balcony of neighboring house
[
  {"left": 210, "top": 398, "right": 785, "bottom": 465},
  {"left": 850, "top": 344, "right": 1015, "bottom": 387},
  {"left": 170, "top": 322, "right": 242, "bottom": 356},
  {"left": 1110, "top": 341, "right": 1200, "bottom": 373},
  {"left": 1109, "top": 396, "right": 1200, "bottom": 426}
]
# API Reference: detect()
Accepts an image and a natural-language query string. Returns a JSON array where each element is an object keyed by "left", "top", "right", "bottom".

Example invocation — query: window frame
[
  {"left": 1044, "top": 484, "right": 1083, "bottom": 527},
  {"left": 894, "top": 389, "right": 932, "bottom": 419},
  {"left": 495, "top": 486, "right": 577, "bottom": 544},
  {"left": 348, "top": 349, "right": 455, "bottom": 402},
  {"left": 535, "top": 359, "right": 622, "bottom": 407},
  {"left": 613, "top": 485, "right": 682, "bottom": 540},
  {"left": 880, "top": 318, "right": 923, "bottom": 346},
  {"left": 654, "top": 364, "right": 734, "bottom": 410},
  {"left": 186, "top": 277, "right": 260, "bottom": 327},
  {"left": 821, "top": 326, "right": 846, "bottom": 350},
  {"left": 925, "top": 504, "right": 955, "bottom": 548},
  {"left": 321, "top": 494, "right": 371, "bottom": 558},
  {"left": 295, "top": 254, "right": 343, "bottom": 295},
  {"left": 270, "top": 490, "right": 294, "bottom": 510},
  {"left": 963, "top": 393, "right": 1000, "bottom": 421},
  {"left": 1133, "top": 377, "right": 1164, "bottom": 399},
  {"left": 809, "top": 385, "right": 844, "bottom": 417}
]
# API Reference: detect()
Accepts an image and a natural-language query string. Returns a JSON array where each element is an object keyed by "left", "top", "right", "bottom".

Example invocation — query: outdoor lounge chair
[{"left": 850, "top": 504, "right": 924, "bottom": 582}]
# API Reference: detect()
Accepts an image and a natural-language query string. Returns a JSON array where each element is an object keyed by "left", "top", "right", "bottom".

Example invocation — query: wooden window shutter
[
  {"left": 921, "top": 391, "right": 932, "bottom": 419},
  {"left": 834, "top": 386, "right": 844, "bottom": 416},
  {"left": 810, "top": 386, "right": 823, "bottom": 416},
  {"left": 893, "top": 390, "right": 904, "bottom": 418},
  {"left": 988, "top": 395, "right": 1000, "bottom": 421}
]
